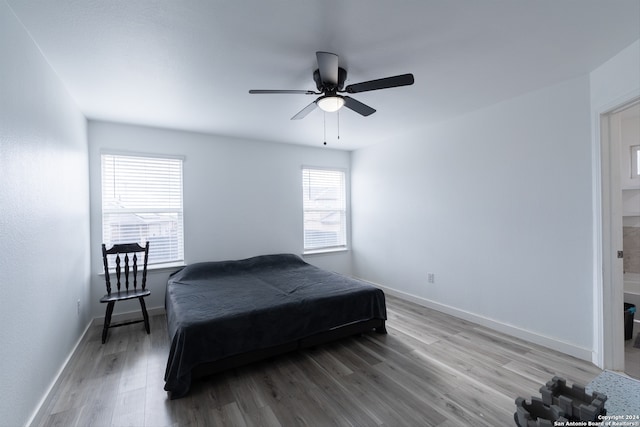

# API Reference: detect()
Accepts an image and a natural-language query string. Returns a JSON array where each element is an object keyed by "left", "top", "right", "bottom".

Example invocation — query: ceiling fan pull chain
[
  {"left": 323, "top": 111, "right": 327, "bottom": 146},
  {"left": 337, "top": 111, "right": 340, "bottom": 140}
]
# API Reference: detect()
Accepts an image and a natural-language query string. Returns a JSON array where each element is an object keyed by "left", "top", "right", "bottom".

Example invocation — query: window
[
  {"left": 302, "top": 168, "right": 347, "bottom": 253},
  {"left": 101, "top": 153, "right": 184, "bottom": 266},
  {"left": 632, "top": 145, "right": 640, "bottom": 179}
]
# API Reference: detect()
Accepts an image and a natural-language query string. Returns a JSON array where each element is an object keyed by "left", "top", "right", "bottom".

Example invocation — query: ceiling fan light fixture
[{"left": 317, "top": 95, "right": 345, "bottom": 113}]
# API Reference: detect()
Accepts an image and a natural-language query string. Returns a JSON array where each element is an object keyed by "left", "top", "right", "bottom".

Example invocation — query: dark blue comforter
[{"left": 164, "top": 253, "right": 386, "bottom": 398}]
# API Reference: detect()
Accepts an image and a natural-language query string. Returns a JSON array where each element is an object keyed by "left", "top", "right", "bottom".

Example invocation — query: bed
[{"left": 163, "top": 253, "right": 387, "bottom": 398}]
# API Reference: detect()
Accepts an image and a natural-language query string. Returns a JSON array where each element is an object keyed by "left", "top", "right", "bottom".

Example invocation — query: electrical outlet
[
  {"left": 427, "top": 273, "right": 435, "bottom": 284},
  {"left": 77, "top": 299, "right": 80, "bottom": 316}
]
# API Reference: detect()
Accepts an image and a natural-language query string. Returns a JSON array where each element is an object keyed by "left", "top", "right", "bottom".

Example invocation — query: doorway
[
  {"left": 599, "top": 97, "right": 640, "bottom": 377},
  {"left": 618, "top": 104, "right": 640, "bottom": 379}
]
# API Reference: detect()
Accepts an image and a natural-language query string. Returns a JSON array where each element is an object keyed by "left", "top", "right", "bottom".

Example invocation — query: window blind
[
  {"left": 101, "top": 153, "right": 184, "bottom": 265},
  {"left": 302, "top": 168, "right": 347, "bottom": 252}
]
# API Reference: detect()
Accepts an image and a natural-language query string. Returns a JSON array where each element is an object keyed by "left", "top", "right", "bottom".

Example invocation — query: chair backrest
[{"left": 102, "top": 242, "right": 149, "bottom": 294}]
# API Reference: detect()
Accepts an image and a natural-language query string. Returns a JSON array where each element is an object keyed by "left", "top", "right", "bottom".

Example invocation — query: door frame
[{"left": 594, "top": 94, "right": 639, "bottom": 370}]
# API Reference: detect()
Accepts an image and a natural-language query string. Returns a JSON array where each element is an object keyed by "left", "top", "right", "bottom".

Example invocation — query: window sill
[
  {"left": 302, "top": 248, "right": 349, "bottom": 256},
  {"left": 147, "top": 261, "right": 187, "bottom": 272},
  {"left": 98, "top": 261, "right": 186, "bottom": 276}
]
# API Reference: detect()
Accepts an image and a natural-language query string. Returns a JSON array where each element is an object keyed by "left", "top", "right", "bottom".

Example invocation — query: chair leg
[
  {"left": 139, "top": 297, "right": 150, "bottom": 334},
  {"left": 102, "top": 301, "right": 115, "bottom": 344}
]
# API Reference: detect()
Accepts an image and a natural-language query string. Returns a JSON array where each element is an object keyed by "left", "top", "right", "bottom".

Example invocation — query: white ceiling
[{"left": 7, "top": 0, "right": 640, "bottom": 150}]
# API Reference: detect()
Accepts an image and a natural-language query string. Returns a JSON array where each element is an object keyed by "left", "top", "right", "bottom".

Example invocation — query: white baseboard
[
  {"left": 26, "top": 320, "right": 93, "bottom": 427},
  {"left": 92, "top": 305, "right": 166, "bottom": 327},
  {"left": 366, "top": 280, "right": 594, "bottom": 362},
  {"left": 27, "top": 306, "right": 166, "bottom": 426}
]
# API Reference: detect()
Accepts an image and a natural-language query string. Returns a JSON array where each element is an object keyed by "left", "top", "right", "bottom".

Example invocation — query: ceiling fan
[{"left": 249, "top": 51, "right": 415, "bottom": 120}]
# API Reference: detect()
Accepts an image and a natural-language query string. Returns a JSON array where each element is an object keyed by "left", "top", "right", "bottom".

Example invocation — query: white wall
[
  {"left": 351, "top": 75, "right": 594, "bottom": 359},
  {"left": 590, "top": 40, "right": 640, "bottom": 112},
  {"left": 88, "top": 121, "right": 351, "bottom": 318},
  {"left": 0, "top": 3, "right": 91, "bottom": 426}
]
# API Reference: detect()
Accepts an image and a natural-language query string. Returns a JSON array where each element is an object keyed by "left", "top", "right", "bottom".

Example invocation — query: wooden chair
[{"left": 100, "top": 242, "right": 151, "bottom": 344}]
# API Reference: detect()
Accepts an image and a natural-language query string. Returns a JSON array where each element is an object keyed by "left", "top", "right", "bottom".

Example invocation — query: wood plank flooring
[{"left": 31, "top": 295, "right": 602, "bottom": 426}]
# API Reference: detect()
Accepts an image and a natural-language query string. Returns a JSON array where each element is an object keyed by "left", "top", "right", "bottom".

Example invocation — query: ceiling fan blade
[
  {"left": 291, "top": 101, "right": 318, "bottom": 120},
  {"left": 343, "top": 96, "right": 376, "bottom": 116},
  {"left": 249, "top": 89, "right": 316, "bottom": 94},
  {"left": 316, "top": 51, "right": 339, "bottom": 86},
  {"left": 344, "top": 73, "right": 414, "bottom": 93}
]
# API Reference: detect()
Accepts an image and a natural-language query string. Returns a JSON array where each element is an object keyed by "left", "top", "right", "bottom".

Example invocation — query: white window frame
[
  {"left": 631, "top": 145, "right": 640, "bottom": 179},
  {"left": 101, "top": 152, "right": 185, "bottom": 267},
  {"left": 302, "top": 167, "right": 348, "bottom": 254}
]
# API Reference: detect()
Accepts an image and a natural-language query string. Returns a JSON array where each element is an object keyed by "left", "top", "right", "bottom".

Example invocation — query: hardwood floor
[{"left": 31, "top": 295, "right": 602, "bottom": 426}]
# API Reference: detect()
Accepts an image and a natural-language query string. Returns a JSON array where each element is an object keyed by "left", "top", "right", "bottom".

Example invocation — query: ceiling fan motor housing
[{"left": 314, "top": 67, "right": 347, "bottom": 93}]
